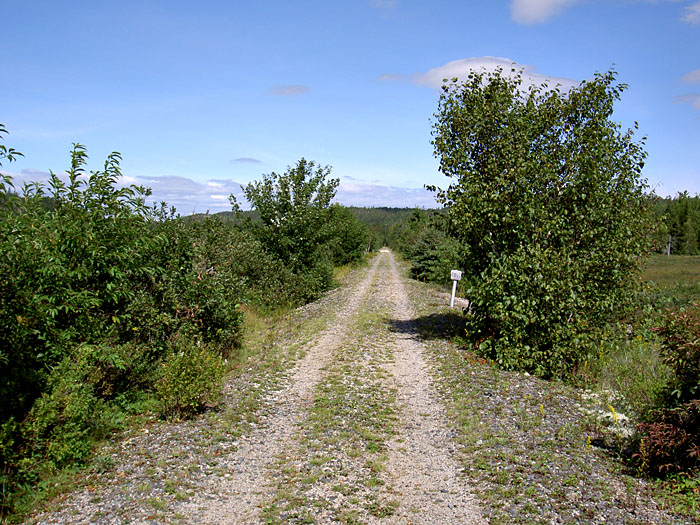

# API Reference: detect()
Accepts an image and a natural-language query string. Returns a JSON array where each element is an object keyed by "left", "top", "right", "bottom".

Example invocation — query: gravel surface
[
  {"left": 401, "top": 268, "right": 692, "bottom": 524},
  {"left": 382, "top": 250, "right": 483, "bottom": 524},
  {"left": 29, "top": 249, "right": 691, "bottom": 524}
]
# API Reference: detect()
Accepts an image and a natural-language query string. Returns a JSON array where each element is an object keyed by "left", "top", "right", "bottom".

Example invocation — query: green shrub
[
  {"left": 408, "top": 227, "right": 461, "bottom": 284},
  {"left": 325, "top": 205, "right": 370, "bottom": 266},
  {"left": 155, "top": 338, "right": 226, "bottom": 420},
  {"left": 0, "top": 140, "right": 245, "bottom": 516},
  {"left": 231, "top": 158, "right": 339, "bottom": 274}
]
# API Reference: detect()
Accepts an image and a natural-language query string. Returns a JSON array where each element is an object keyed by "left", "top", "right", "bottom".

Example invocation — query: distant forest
[
  {"left": 654, "top": 192, "right": 700, "bottom": 255},
  {"left": 211, "top": 193, "right": 700, "bottom": 256}
]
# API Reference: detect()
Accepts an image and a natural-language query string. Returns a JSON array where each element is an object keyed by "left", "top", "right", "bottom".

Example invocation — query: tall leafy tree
[{"left": 430, "top": 68, "right": 655, "bottom": 376}]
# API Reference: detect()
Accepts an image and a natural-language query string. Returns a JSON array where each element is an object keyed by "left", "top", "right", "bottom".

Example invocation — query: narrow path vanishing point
[{"left": 185, "top": 249, "right": 483, "bottom": 523}]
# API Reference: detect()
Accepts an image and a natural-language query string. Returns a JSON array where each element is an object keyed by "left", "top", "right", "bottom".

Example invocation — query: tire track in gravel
[
  {"left": 381, "top": 250, "right": 485, "bottom": 524},
  {"left": 177, "top": 253, "right": 384, "bottom": 523}
]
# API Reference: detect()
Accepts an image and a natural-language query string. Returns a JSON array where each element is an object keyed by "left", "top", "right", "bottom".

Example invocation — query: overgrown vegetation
[
  {"left": 0, "top": 129, "right": 369, "bottom": 519},
  {"left": 633, "top": 304, "right": 700, "bottom": 476}
]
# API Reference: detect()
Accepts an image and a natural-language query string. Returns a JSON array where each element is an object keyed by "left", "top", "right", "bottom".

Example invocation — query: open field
[
  {"left": 642, "top": 255, "right": 700, "bottom": 305},
  {"left": 643, "top": 255, "right": 700, "bottom": 285}
]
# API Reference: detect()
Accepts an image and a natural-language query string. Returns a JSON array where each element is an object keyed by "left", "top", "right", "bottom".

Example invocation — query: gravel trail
[
  {"left": 380, "top": 250, "right": 484, "bottom": 524},
  {"left": 31, "top": 249, "right": 690, "bottom": 523},
  {"left": 176, "top": 254, "right": 384, "bottom": 523}
]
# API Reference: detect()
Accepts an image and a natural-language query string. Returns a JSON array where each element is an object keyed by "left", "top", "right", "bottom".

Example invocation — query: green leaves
[
  {"left": 0, "top": 123, "right": 23, "bottom": 167},
  {"left": 432, "top": 68, "right": 655, "bottom": 377}
]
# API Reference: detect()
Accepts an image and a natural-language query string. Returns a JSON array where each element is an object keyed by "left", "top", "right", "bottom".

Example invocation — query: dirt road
[{"left": 34, "top": 249, "right": 483, "bottom": 524}]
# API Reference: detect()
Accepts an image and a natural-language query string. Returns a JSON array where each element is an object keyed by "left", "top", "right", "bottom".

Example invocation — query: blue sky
[{"left": 1, "top": 0, "right": 699, "bottom": 213}]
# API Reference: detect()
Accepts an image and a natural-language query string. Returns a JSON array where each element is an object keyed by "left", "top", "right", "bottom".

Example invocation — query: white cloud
[
  {"left": 412, "top": 57, "right": 578, "bottom": 92},
  {"left": 231, "top": 157, "right": 262, "bottom": 164},
  {"left": 268, "top": 85, "right": 311, "bottom": 97},
  {"left": 335, "top": 181, "right": 437, "bottom": 208},
  {"left": 683, "top": 1, "right": 700, "bottom": 23},
  {"left": 681, "top": 68, "right": 700, "bottom": 84},
  {"left": 510, "top": 0, "right": 581, "bottom": 24}
]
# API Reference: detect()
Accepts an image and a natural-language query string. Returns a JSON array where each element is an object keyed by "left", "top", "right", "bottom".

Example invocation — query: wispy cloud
[
  {"left": 511, "top": 0, "right": 700, "bottom": 26},
  {"left": 510, "top": 0, "right": 581, "bottom": 25},
  {"left": 683, "top": 1, "right": 700, "bottom": 23},
  {"left": 1, "top": 168, "right": 439, "bottom": 213},
  {"left": 375, "top": 73, "right": 406, "bottom": 83},
  {"left": 268, "top": 85, "right": 311, "bottom": 97},
  {"left": 230, "top": 157, "right": 262, "bottom": 164},
  {"left": 411, "top": 57, "right": 577, "bottom": 91},
  {"left": 368, "top": 0, "right": 398, "bottom": 9},
  {"left": 677, "top": 67, "right": 700, "bottom": 112},
  {"left": 675, "top": 93, "right": 700, "bottom": 110},
  {"left": 681, "top": 68, "right": 700, "bottom": 84}
]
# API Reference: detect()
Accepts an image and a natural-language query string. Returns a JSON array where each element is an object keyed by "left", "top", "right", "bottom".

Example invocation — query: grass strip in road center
[{"left": 262, "top": 279, "right": 400, "bottom": 523}]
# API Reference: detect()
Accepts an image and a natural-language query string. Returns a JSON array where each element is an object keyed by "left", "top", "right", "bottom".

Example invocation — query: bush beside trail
[
  {"left": 0, "top": 132, "right": 369, "bottom": 518},
  {"left": 430, "top": 67, "right": 655, "bottom": 378}
]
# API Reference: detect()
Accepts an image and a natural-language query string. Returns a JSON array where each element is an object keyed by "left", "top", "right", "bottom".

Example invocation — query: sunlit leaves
[{"left": 432, "top": 67, "right": 656, "bottom": 377}]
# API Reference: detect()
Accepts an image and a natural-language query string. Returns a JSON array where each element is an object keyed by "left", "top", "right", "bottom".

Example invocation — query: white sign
[{"left": 449, "top": 269, "right": 462, "bottom": 307}]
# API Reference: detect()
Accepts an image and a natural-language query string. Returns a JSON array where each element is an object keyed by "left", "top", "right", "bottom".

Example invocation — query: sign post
[{"left": 450, "top": 270, "right": 462, "bottom": 308}]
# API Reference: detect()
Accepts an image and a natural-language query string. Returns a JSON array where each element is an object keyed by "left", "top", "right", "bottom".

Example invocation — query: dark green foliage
[
  {"left": 654, "top": 192, "right": 700, "bottom": 255},
  {"left": 431, "top": 68, "right": 655, "bottom": 377},
  {"left": 345, "top": 207, "right": 426, "bottom": 249},
  {"left": 392, "top": 209, "right": 461, "bottom": 285},
  {"left": 0, "top": 139, "right": 244, "bottom": 516},
  {"left": 0, "top": 145, "right": 157, "bottom": 424},
  {"left": 407, "top": 227, "right": 460, "bottom": 284},
  {"left": 325, "top": 205, "right": 371, "bottom": 266}
]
